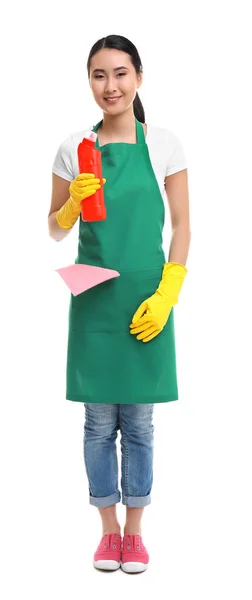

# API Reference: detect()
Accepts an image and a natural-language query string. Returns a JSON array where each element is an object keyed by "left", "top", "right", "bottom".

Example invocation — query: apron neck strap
[
  {"left": 135, "top": 118, "right": 145, "bottom": 143},
  {"left": 92, "top": 118, "right": 145, "bottom": 147}
]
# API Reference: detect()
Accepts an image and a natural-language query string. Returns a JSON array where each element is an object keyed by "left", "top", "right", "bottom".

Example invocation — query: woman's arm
[
  {"left": 165, "top": 168, "right": 191, "bottom": 265},
  {"left": 48, "top": 173, "right": 72, "bottom": 241}
]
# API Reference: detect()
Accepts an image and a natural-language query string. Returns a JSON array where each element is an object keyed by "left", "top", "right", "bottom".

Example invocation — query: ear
[{"left": 137, "top": 71, "right": 143, "bottom": 89}]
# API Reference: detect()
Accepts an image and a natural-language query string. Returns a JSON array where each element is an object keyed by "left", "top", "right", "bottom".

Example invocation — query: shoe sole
[
  {"left": 93, "top": 559, "right": 120, "bottom": 571},
  {"left": 121, "top": 561, "right": 148, "bottom": 573}
]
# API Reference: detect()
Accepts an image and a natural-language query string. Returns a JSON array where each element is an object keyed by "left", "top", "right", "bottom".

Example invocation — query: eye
[{"left": 94, "top": 72, "right": 126, "bottom": 79}]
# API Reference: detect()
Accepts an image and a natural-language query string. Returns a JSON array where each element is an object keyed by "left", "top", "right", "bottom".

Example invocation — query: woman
[{"left": 48, "top": 34, "right": 191, "bottom": 573}]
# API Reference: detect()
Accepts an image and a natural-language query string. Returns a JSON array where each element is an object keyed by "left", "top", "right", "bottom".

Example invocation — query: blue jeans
[{"left": 83, "top": 403, "right": 154, "bottom": 508}]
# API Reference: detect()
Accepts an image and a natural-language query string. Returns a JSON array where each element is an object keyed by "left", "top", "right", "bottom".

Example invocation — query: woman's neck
[
  {"left": 100, "top": 107, "right": 135, "bottom": 137},
  {"left": 98, "top": 108, "right": 146, "bottom": 145}
]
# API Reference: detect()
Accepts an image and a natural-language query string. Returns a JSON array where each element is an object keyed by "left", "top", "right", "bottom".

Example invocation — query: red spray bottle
[{"left": 77, "top": 131, "right": 106, "bottom": 222}]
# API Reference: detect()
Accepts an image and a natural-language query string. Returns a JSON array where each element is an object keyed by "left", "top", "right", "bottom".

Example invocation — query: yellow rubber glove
[
  {"left": 129, "top": 262, "right": 188, "bottom": 343},
  {"left": 56, "top": 173, "right": 106, "bottom": 230}
]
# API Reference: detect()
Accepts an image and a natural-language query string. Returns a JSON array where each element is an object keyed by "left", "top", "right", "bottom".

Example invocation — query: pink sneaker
[
  {"left": 93, "top": 533, "right": 121, "bottom": 571},
  {"left": 121, "top": 534, "right": 149, "bottom": 573}
]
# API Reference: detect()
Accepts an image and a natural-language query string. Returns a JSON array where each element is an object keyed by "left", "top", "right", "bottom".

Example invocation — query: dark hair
[{"left": 87, "top": 35, "right": 145, "bottom": 123}]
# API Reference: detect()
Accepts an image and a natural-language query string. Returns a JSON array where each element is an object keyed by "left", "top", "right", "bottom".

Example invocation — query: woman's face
[{"left": 89, "top": 48, "right": 143, "bottom": 115}]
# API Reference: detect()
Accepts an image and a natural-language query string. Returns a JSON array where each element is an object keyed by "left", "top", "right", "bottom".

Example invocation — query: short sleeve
[
  {"left": 165, "top": 131, "right": 188, "bottom": 177},
  {"left": 52, "top": 136, "right": 74, "bottom": 182}
]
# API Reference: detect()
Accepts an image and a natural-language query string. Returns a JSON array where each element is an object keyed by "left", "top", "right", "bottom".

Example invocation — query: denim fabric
[{"left": 83, "top": 403, "right": 154, "bottom": 508}]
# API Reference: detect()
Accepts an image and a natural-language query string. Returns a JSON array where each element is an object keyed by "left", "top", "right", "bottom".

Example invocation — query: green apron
[{"left": 66, "top": 118, "right": 178, "bottom": 404}]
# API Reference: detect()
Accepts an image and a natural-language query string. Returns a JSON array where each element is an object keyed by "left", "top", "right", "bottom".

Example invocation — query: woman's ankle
[
  {"left": 102, "top": 525, "right": 121, "bottom": 535},
  {"left": 123, "top": 527, "right": 142, "bottom": 536},
  {"left": 98, "top": 505, "right": 121, "bottom": 535}
]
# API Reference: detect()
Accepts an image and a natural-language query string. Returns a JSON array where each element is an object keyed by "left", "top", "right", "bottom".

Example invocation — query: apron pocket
[{"left": 69, "top": 267, "right": 170, "bottom": 333}]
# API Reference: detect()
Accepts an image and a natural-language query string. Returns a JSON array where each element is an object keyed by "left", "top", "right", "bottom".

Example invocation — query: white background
[{"left": 1, "top": 0, "right": 252, "bottom": 598}]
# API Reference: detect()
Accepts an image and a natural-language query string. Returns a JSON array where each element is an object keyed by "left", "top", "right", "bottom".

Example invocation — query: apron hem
[{"left": 66, "top": 393, "right": 178, "bottom": 404}]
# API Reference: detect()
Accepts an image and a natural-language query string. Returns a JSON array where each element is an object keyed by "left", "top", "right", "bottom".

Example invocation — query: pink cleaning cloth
[{"left": 56, "top": 264, "right": 120, "bottom": 296}]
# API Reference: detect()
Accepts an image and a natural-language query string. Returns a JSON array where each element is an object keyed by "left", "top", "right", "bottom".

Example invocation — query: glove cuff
[
  {"left": 55, "top": 197, "right": 80, "bottom": 230},
  {"left": 157, "top": 261, "right": 188, "bottom": 305}
]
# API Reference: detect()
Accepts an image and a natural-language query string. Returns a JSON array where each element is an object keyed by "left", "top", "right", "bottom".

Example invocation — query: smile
[{"left": 104, "top": 96, "right": 122, "bottom": 103}]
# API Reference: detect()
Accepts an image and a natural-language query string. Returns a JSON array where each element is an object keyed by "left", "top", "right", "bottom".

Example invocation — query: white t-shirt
[{"left": 52, "top": 123, "right": 188, "bottom": 203}]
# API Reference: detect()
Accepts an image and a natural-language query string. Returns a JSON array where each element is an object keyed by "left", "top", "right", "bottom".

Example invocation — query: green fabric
[{"left": 66, "top": 119, "right": 178, "bottom": 404}]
